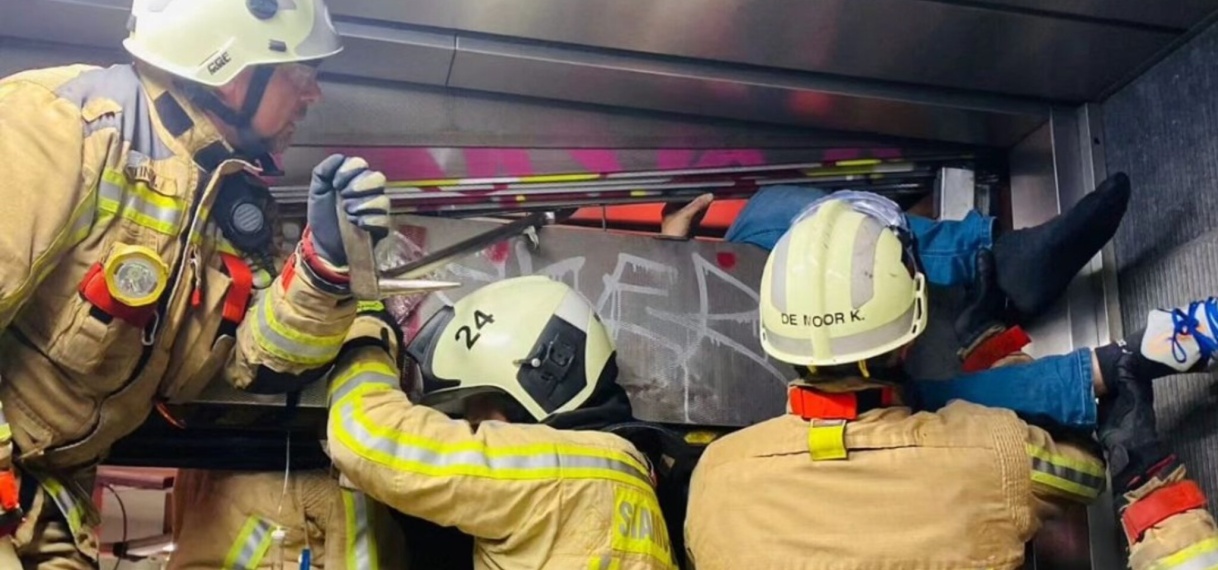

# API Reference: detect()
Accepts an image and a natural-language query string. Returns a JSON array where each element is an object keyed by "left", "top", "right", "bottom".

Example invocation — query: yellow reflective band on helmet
[
  {"left": 1149, "top": 537, "right": 1218, "bottom": 570},
  {"left": 222, "top": 516, "right": 274, "bottom": 570},
  {"left": 342, "top": 490, "right": 379, "bottom": 570},
  {"left": 1026, "top": 444, "right": 1105, "bottom": 501},
  {"left": 99, "top": 169, "right": 185, "bottom": 235},
  {"left": 249, "top": 293, "right": 345, "bottom": 367},
  {"left": 104, "top": 244, "right": 169, "bottom": 307},
  {"left": 329, "top": 378, "right": 652, "bottom": 490}
]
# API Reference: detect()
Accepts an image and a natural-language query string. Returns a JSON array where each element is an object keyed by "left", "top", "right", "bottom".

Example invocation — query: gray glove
[{"left": 306, "top": 154, "right": 392, "bottom": 268}]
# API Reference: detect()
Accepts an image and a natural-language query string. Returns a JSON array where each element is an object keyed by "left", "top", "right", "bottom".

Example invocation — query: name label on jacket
[{"left": 613, "top": 486, "right": 674, "bottom": 566}]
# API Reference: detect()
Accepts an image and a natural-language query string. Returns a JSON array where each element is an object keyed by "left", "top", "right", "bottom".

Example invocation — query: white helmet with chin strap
[
  {"left": 406, "top": 276, "right": 623, "bottom": 425},
  {"left": 123, "top": 0, "right": 343, "bottom": 160}
]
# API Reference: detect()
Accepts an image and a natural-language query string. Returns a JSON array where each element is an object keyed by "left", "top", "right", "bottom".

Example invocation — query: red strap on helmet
[
  {"left": 219, "top": 253, "right": 253, "bottom": 324},
  {"left": 962, "top": 326, "right": 1031, "bottom": 373},
  {"left": 1122, "top": 480, "right": 1208, "bottom": 543},
  {"left": 78, "top": 263, "right": 156, "bottom": 328}
]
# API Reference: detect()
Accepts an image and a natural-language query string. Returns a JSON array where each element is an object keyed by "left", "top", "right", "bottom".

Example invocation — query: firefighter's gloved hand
[
  {"left": 954, "top": 248, "right": 1032, "bottom": 371},
  {"left": 306, "top": 154, "right": 392, "bottom": 269},
  {"left": 1099, "top": 351, "right": 1176, "bottom": 508}
]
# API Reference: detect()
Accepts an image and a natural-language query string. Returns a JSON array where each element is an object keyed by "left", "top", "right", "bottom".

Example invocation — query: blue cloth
[
  {"left": 910, "top": 349, "right": 1098, "bottom": 429},
  {"left": 725, "top": 185, "right": 993, "bottom": 286},
  {"left": 726, "top": 185, "right": 1097, "bottom": 429}
]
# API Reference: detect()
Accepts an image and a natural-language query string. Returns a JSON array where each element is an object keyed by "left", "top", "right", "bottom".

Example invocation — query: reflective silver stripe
[
  {"left": 769, "top": 233, "right": 791, "bottom": 314},
  {"left": 851, "top": 218, "right": 882, "bottom": 308},
  {"left": 1029, "top": 455, "right": 1105, "bottom": 498},
  {"left": 329, "top": 370, "right": 397, "bottom": 405},
  {"left": 1157, "top": 546, "right": 1218, "bottom": 570},
  {"left": 98, "top": 172, "right": 183, "bottom": 235},
  {"left": 343, "top": 490, "right": 376, "bottom": 569},
  {"left": 40, "top": 477, "right": 84, "bottom": 536},
  {"left": 334, "top": 397, "right": 651, "bottom": 485},
  {"left": 224, "top": 517, "right": 274, "bottom": 570},
  {"left": 764, "top": 303, "right": 917, "bottom": 358},
  {"left": 250, "top": 295, "right": 344, "bottom": 366}
]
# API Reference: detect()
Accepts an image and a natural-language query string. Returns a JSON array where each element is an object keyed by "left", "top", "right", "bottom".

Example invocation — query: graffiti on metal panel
[{"left": 393, "top": 222, "right": 787, "bottom": 424}]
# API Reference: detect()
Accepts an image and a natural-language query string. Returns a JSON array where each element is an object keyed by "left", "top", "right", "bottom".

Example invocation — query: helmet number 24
[{"left": 455, "top": 310, "right": 496, "bottom": 349}]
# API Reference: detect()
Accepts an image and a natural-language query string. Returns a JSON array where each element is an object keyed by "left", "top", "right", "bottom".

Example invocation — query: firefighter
[
  {"left": 684, "top": 197, "right": 1218, "bottom": 569},
  {"left": 326, "top": 277, "right": 678, "bottom": 569},
  {"left": 0, "top": 0, "right": 392, "bottom": 565}
]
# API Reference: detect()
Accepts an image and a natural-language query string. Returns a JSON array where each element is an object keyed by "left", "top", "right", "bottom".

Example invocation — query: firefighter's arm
[
  {"left": 224, "top": 249, "right": 355, "bottom": 393},
  {"left": 0, "top": 78, "right": 90, "bottom": 329},
  {"left": 326, "top": 316, "right": 652, "bottom": 540},
  {"left": 1120, "top": 464, "right": 1218, "bottom": 569},
  {"left": 1024, "top": 425, "right": 1107, "bottom": 515},
  {"left": 226, "top": 154, "right": 389, "bottom": 393},
  {"left": 325, "top": 344, "right": 543, "bottom": 539}
]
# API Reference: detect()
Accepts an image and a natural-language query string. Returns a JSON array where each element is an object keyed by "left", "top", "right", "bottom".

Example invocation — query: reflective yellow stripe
[
  {"left": 589, "top": 556, "right": 623, "bottom": 570},
  {"left": 1027, "top": 444, "right": 1105, "bottom": 501},
  {"left": 40, "top": 478, "right": 84, "bottom": 538},
  {"left": 222, "top": 516, "right": 274, "bottom": 570},
  {"left": 330, "top": 372, "right": 652, "bottom": 490},
  {"left": 357, "top": 300, "right": 386, "bottom": 313},
  {"left": 99, "top": 169, "right": 184, "bottom": 235},
  {"left": 1150, "top": 537, "right": 1218, "bottom": 570},
  {"left": 342, "top": 490, "right": 378, "bottom": 569},
  {"left": 249, "top": 292, "right": 345, "bottom": 367},
  {"left": 0, "top": 185, "right": 97, "bottom": 320}
]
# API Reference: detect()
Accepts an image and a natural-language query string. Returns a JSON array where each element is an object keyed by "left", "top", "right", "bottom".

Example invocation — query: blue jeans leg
[
  {"left": 909, "top": 348, "right": 1098, "bottom": 429},
  {"left": 724, "top": 186, "right": 994, "bottom": 287},
  {"left": 907, "top": 210, "right": 994, "bottom": 287},
  {"left": 724, "top": 185, "right": 830, "bottom": 251}
]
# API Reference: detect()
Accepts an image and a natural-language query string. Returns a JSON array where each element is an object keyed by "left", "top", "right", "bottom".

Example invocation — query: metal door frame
[{"left": 1008, "top": 103, "right": 1125, "bottom": 569}]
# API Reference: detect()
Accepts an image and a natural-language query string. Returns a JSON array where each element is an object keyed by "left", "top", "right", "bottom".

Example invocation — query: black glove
[
  {"left": 1098, "top": 351, "right": 1178, "bottom": 509},
  {"left": 340, "top": 301, "right": 406, "bottom": 369}
]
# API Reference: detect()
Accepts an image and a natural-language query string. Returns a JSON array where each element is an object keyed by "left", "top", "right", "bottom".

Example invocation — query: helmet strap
[{"left": 177, "top": 66, "right": 283, "bottom": 175}]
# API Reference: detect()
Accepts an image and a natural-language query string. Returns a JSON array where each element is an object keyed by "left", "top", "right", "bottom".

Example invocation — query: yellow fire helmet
[
  {"left": 406, "top": 276, "right": 617, "bottom": 422},
  {"left": 124, "top": 0, "right": 343, "bottom": 87},
  {"left": 759, "top": 198, "right": 928, "bottom": 367}
]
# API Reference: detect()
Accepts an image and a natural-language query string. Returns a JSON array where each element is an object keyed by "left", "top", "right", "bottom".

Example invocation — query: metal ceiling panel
[
  {"left": 448, "top": 35, "right": 1048, "bottom": 147},
  {"left": 326, "top": 21, "right": 453, "bottom": 85},
  {"left": 962, "top": 0, "right": 1218, "bottom": 30},
  {"left": 331, "top": 0, "right": 1177, "bottom": 101},
  {"left": 0, "top": 0, "right": 127, "bottom": 48}
]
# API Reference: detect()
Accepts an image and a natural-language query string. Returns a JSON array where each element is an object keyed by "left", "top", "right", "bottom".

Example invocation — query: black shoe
[
  {"left": 1097, "top": 352, "right": 1175, "bottom": 505},
  {"left": 992, "top": 172, "right": 1131, "bottom": 318}
]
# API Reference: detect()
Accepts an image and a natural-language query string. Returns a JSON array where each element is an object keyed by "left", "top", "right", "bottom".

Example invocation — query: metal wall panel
[
  {"left": 332, "top": 0, "right": 1177, "bottom": 101},
  {"left": 1102, "top": 17, "right": 1218, "bottom": 518},
  {"left": 1007, "top": 115, "right": 1125, "bottom": 569},
  {"left": 448, "top": 34, "right": 1047, "bottom": 146},
  {"left": 965, "top": 0, "right": 1218, "bottom": 30}
]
